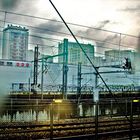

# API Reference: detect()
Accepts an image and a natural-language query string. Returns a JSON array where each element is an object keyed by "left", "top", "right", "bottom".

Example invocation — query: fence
[
  {"left": 0, "top": 98, "right": 140, "bottom": 122},
  {"left": 0, "top": 98, "right": 140, "bottom": 139}
]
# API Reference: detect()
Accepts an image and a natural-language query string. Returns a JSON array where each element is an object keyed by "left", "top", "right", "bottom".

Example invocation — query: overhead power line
[
  {"left": 0, "top": 30, "right": 133, "bottom": 60},
  {"left": 0, "top": 19, "right": 137, "bottom": 50},
  {"left": 48, "top": 1, "right": 140, "bottom": 139},
  {"left": 0, "top": 25, "right": 61, "bottom": 43},
  {"left": 0, "top": 10, "right": 139, "bottom": 38}
]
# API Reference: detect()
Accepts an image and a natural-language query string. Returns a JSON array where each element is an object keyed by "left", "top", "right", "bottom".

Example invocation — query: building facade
[
  {"left": 2, "top": 25, "right": 29, "bottom": 61},
  {"left": 0, "top": 59, "right": 31, "bottom": 93},
  {"left": 93, "top": 56, "right": 103, "bottom": 66},
  {"left": 0, "top": 59, "right": 139, "bottom": 93},
  {"left": 105, "top": 50, "right": 135, "bottom": 62},
  {"left": 58, "top": 40, "right": 94, "bottom": 65}
]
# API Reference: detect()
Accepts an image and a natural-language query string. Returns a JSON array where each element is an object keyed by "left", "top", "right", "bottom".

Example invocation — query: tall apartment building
[
  {"left": 58, "top": 40, "right": 94, "bottom": 65},
  {"left": 2, "top": 25, "right": 29, "bottom": 61}
]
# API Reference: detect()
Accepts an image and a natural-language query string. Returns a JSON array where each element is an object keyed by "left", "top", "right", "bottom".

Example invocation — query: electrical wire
[
  {"left": 49, "top": 0, "right": 140, "bottom": 138},
  {"left": 0, "top": 33, "right": 133, "bottom": 60},
  {"left": 0, "top": 19, "right": 138, "bottom": 50},
  {"left": 0, "top": 10, "right": 139, "bottom": 38}
]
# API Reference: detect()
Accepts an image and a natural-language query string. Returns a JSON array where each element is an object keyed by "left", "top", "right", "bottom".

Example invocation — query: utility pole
[
  {"left": 33, "top": 45, "right": 39, "bottom": 93},
  {"left": 94, "top": 68, "right": 99, "bottom": 140},
  {"left": 118, "top": 33, "right": 122, "bottom": 65},
  {"left": 62, "top": 39, "right": 68, "bottom": 99},
  {"left": 77, "top": 62, "right": 82, "bottom": 103},
  {"left": 4, "top": 11, "right": 7, "bottom": 27},
  {"left": 77, "top": 62, "right": 82, "bottom": 117},
  {"left": 41, "top": 56, "right": 45, "bottom": 99},
  {"left": 94, "top": 67, "right": 99, "bottom": 102}
]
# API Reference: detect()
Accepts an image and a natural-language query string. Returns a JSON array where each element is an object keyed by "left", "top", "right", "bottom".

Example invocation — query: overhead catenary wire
[
  {"left": 0, "top": 25, "right": 62, "bottom": 42},
  {"left": 0, "top": 19, "right": 138, "bottom": 50},
  {"left": 0, "top": 31, "right": 133, "bottom": 61},
  {"left": 0, "top": 10, "right": 137, "bottom": 68},
  {"left": 0, "top": 9, "right": 139, "bottom": 39},
  {"left": 0, "top": 8, "right": 139, "bottom": 138},
  {"left": 0, "top": 22, "right": 137, "bottom": 60},
  {"left": 48, "top": 0, "right": 117, "bottom": 98},
  {"left": 48, "top": 0, "right": 140, "bottom": 139}
]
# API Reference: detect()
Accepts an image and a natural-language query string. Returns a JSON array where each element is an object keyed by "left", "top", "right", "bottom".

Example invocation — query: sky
[{"left": 0, "top": 0, "right": 140, "bottom": 54}]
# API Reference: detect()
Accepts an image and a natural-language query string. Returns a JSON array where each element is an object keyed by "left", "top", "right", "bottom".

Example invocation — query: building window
[
  {"left": 16, "top": 63, "right": 20, "bottom": 66},
  {"left": 0, "top": 61, "right": 4, "bottom": 65},
  {"left": 7, "top": 62, "right": 13, "bottom": 66},
  {"left": 21, "top": 63, "right": 24, "bottom": 67},
  {"left": 26, "top": 63, "right": 29, "bottom": 67},
  {"left": 19, "top": 83, "right": 23, "bottom": 90}
]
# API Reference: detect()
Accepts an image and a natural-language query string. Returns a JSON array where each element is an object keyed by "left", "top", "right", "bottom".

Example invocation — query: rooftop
[{"left": 3, "top": 24, "right": 28, "bottom": 32}]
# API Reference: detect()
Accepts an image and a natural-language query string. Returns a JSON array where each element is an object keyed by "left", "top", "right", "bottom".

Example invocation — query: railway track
[{"left": 0, "top": 117, "right": 140, "bottom": 139}]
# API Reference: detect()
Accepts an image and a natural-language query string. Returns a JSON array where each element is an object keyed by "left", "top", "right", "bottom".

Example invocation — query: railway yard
[
  {"left": 0, "top": 117, "right": 140, "bottom": 139},
  {"left": 0, "top": 93, "right": 139, "bottom": 139}
]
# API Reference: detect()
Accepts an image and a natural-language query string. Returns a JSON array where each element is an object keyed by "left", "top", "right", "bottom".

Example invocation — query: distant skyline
[{"left": 0, "top": 0, "right": 140, "bottom": 56}]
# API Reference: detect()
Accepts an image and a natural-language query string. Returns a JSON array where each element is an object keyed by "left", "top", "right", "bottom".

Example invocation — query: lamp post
[
  {"left": 50, "top": 99, "right": 63, "bottom": 139},
  {"left": 41, "top": 56, "right": 45, "bottom": 99},
  {"left": 50, "top": 102, "right": 53, "bottom": 140},
  {"left": 94, "top": 70, "right": 99, "bottom": 140}
]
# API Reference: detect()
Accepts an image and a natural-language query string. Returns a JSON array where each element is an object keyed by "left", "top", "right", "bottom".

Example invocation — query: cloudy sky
[{"left": 0, "top": 0, "right": 140, "bottom": 55}]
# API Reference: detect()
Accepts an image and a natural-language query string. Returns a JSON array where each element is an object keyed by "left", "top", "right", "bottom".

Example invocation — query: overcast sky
[
  {"left": 0, "top": 0, "right": 140, "bottom": 54},
  {"left": 1, "top": 0, "right": 140, "bottom": 34}
]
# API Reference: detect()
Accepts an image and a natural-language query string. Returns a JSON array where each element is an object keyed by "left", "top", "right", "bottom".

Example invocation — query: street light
[
  {"left": 133, "top": 99, "right": 139, "bottom": 103},
  {"left": 53, "top": 99, "right": 63, "bottom": 103}
]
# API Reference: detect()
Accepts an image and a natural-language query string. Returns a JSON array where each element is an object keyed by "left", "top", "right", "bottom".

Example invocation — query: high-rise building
[
  {"left": 58, "top": 40, "right": 94, "bottom": 65},
  {"left": 2, "top": 25, "right": 29, "bottom": 61}
]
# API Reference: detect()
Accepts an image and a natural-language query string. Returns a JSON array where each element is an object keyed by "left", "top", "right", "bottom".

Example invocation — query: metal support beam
[
  {"left": 40, "top": 49, "right": 68, "bottom": 97},
  {"left": 50, "top": 103, "right": 53, "bottom": 140},
  {"left": 82, "top": 70, "right": 125, "bottom": 75},
  {"left": 41, "top": 57, "right": 44, "bottom": 99},
  {"left": 77, "top": 62, "right": 82, "bottom": 103},
  {"left": 129, "top": 100, "right": 133, "bottom": 140},
  {"left": 62, "top": 39, "right": 68, "bottom": 99},
  {"left": 95, "top": 72, "right": 98, "bottom": 88},
  {"left": 33, "top": 45, "right": 39, "bottom": 86},
  {"left": 95, "top": 101, "right": 98, "bottom": 140},
  {"left": 37, "top": 53, "right": 65, "bottom": 61}
]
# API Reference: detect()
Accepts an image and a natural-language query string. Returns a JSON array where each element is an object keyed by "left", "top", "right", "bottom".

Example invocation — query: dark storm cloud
[
  {"left": 76, "top": 20, "right": 119, "bottom": 55},
  {"left": 95, "top": 20, "right": 110, "bottom": 29},
  {"left": 119, "top": 5, "right": 140, "bottom": 12},
  {"left": 0, "top": 0, "right": 19, "bottom": 10},
  {"left": 34, "top": 20, "right": 65, "bottom": 35},
  {"left": 96, "top": 34, "right": 118, "bottom": 51},
  {"left": 29, "top": 20, "right": 65, "bottom": 49},
  {"left": 103, "top": 34, "right": 118, "bottom": 42},
  {"left": 30, "top": 34, "right": 44, "bottom": 46},
  {"left": 76, "top": 20, "right": 118, "bottom": 42},
  {"left": 78, "top": 20, "right": 111, "bottom": 36}
]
